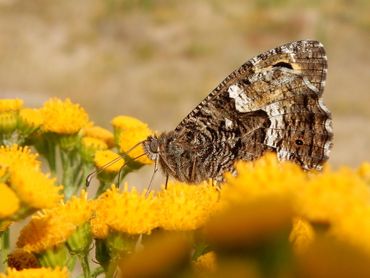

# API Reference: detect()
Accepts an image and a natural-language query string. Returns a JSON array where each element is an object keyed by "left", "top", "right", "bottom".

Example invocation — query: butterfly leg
[
  {"left": 164, "top": 174, "right": 169, "bottom": 190},
  {"left": 146, "top": 157, "right": 159, "bottom": 196}
]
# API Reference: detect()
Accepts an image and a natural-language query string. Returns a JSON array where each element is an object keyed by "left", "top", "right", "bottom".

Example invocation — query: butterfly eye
[
  {"left": 295, "top": 139, "right": 304, "bottom": 146},
  {"left": 149, "top": 139, "right": 159, "bottom": 153}
]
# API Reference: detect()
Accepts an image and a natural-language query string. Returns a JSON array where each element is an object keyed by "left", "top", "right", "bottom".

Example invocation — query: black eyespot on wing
[
  {"left": 295, "top": 139, "right": 303, "bottom": 146},
  {"left": 273, "top": 62, "right": 293, "bottom": 70}
]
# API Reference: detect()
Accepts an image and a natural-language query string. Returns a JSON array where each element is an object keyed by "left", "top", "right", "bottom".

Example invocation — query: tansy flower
[
  {"left": 0, "top": 267, "right": 68, "bottom": 278},
  {"left": 193, "top": 252, "right": 217, "bottom": 273},
  {"left": 82, "top": 125, "right": 114, "bottom": 148},
  {"left": 158, "top": 181, "right": 219, "bottom": 231},
  {"left": 295, "top": 167, "right": 370, "bottom": 224},
  {"left": 17, "top": 108, "right": 43, "bottom": 134},
  {"left": 289, "top": 217, "right": 315, "bottom": 254},
  {"left": 111, "top": 115, "right": 153, "bottom": 165},
  {"left": 222, "top": 152, "right": 306, "bottom": 206},
  {"left": 358, "top": 162, "right": 370, "bottom": 183},
  {"left": 0, "top": 99, "right": 23, "bottom": 113},
  {"left": 91, "top": 185, "right": 158, "bottom": 238},
  {"left": 9, "top": 164, "right": 63, "bottom": 210},
  {"left": 330, "top": 204, "right": 370, "bottom": 255},
  {"left": 0, "top": 111, "right": 18, "bottom": 134},
  {"left": 41, "top": 98, "right": 89, "bottom": 134},
  {"left": 0, "top": 145, "right": 40, "bottom": 170},
  {"left": 80, "top": 137, "right": 108, "bottom": 163},
  {"left": 17, "top": 191, "right": 92, "bottom": 253},
  {"left": 94, "top": 150, "right": 124, "bottom": 174},
  {"left": 0, "top": 183, "right": 20, "bottom": 219}
]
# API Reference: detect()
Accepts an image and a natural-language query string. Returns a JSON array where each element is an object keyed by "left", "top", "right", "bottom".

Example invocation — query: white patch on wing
[
  {"left": 303, "top": 76, "right": 319, "bottom": 94},
  {"left": 224, "top": 118, "right": 233, "bottom": 130},
  {"left": 228, "top": 84, "right": 251, "bottom": 112},
  {"left": 263, "top": 102, "right": 286, "bottom": 147}
]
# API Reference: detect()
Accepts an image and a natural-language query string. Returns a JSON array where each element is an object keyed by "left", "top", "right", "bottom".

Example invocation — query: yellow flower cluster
[
  {"left": 41, "top": 98, "right": 89, "bottom": 134},
  {"left": 0, "top": 267, "right": 68, "bottom": 278},
  {"left": 17, "top": 191, "right": 92, "bottom": 253},
  {"left": 0, "top": 99, "right": 23, "bottom": 113},
  {"left": 94, "top": 150, "right": 124, "bottom": 173},
  {"left": 0, "top": 145, "right": 63, "bottom": 219},
  {"left": 111, "top": 115, "right": 153, "bottom": 165},
  {"left": 91, "top": 181, "right": 219, "bottom": 238}
]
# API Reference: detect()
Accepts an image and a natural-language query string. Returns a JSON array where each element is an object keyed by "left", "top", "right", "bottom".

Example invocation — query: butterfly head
[{"left": 142, "top": 135, "right": 160, "bottom": 161}]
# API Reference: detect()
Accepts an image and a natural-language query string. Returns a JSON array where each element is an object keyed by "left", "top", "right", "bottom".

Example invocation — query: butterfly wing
[{"left": 174, "top": 40, "right": 332, "bottom": 172}]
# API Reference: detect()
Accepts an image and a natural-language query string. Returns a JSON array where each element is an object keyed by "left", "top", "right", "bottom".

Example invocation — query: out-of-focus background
[{"left": 0, "top": 0, "right": 369, "bottom": 167}]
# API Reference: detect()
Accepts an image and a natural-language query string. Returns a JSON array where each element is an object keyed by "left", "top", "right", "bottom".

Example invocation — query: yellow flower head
[
  {"left": 0, "top": 183, "right": 19, "bottom": 219},
  {"left": 9, "top": 164, "right": 63, "bottom": 210},
  {"left": 0, "top": 99, "right": 23, "bottom": 113},
  {"left": 193, "top": 251, "right": 217, "bottom": 273},
  {"left": 0, "top": 267, "right": 68, "bottom": 278},
  {"left": 18, "top": 108, "right": 43, "bottom": 133},
  {"left": 0, "top": 111, "right": 18, "bottom": 134},
  {"left": 203, "top": 195, "right": 293, "bottom": 250},
  {"left": 222, "top": 152, "right": 306, "bottom": 205},
  {"left": 289, "top": 217, "right": 315, "bottom": 254},
  {"left": 17, "top": 191, "right": 92, "bottom": 253},
  {"left": 94, "top": 150, "right": 124, "bottom": 174},
  {"left": 295, "top": 167, "right": 370, "bottom": 224},
  {"left": 158, "top": 181, "right": 220, "bottom": 231},
  {"left": 82, "top": 125, "right": 114, "bottom": 148},
  {"left": 111, "top": 115, "right": 153, "bottom": 165},
  {"left": 80, "top": 137, "right": 108, "bottom": 163},
  {"left": 0, "top": 145, "right": 40, "bottom": 171},
  {"left": 91, "top": 185, "right": 158, "bottom": 238},
  {"left": 41, "top": 98, "right": 89, "bottom": 134},
  {"left": 358, "top": 162, "right": 370, "bottom": 183}
]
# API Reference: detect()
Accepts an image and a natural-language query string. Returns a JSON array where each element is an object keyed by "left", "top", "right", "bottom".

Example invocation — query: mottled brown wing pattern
[{"left": 144, "top": 40, "right": 333, "bottom": 183}]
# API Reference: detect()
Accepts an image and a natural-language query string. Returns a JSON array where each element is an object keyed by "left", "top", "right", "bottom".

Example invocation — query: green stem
[
  {"left": 0, "top": 229, "right": 10, "bottom": 271},
  {"left": 78, "top": 254, "right": 91, "bottom": 278},
  {"left": 91, "top": 267, "right": 104, "bottom": 278},
  {"left": 61, "top": 150, "right": 75, "bottom": 200}
]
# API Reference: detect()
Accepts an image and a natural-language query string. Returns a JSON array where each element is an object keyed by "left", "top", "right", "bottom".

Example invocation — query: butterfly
[{"left": 143, "top": 40, "right": 333, "bottom": 184}]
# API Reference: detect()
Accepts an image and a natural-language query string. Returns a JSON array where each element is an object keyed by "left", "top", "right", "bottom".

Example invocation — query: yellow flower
[
  {"left": 82, "top": 125, "right": 114, "bottom": 148},
  {"left": 94, "top": 150, "right": 124, "bottom": 173},
  {"left": 295, "top": 167, "right": 370, "bottom": 224},
  {"left": 222, "top": 153, "right": 306, "bottom": 205},
  {"left": 289, "top": 217, "right": 315, "bottom": 254},
  {"left": 0, "top": 183, "right": 19, "bottom": 219},
  {"left": 358, "top": 162, "right": 370, "bottom": 183},
  {"left": 17, "top": 108, "right": 43, "bottom": 133},
  {"left": 0, "top": 111, "right": 18, "bottom": 134},
  {"left": 80, "top": 137, "right": 108, "bottom": 163},
  {"left": 112, "top": 115, "right": 153, "bottom": 165},
  {"left": 193, "top": 252, "right": 217, "bottom": 273},
  {"left": 91, "top": 185, "right": 158, "bottom": 238},
  {"left": 41, "top": 98, "right": 89, "bottom": 134},
  {"left": 118, "top": 233, "right": 191, "bottom": 278},
  {"left": 0, "top": 99, "right": 23, "bottom": 113},
  {"left": 17, "top": 191, "right": 92, "bottom": 253},
  {"left": 331, "top": 203, "right": 370, "bottom": 255},
  {"left": 158, "top": 181, "right": 219, "bottom": 231},
  {"left": 0, "top": 267, "right": 68, "bottom": 278},
  {"left": 0, "top": 145, "right": 40, "bottom": 170},
  {"left": 9, "top": 164, "right": 63, "bottom": 210},
  {"left": 203, "top": 195, "right": 293, "bottom": 250}
]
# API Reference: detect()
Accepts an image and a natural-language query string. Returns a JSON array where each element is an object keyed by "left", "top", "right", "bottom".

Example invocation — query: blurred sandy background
[{"left": 0, "top": 0, "right": 369, "bottom": 168}]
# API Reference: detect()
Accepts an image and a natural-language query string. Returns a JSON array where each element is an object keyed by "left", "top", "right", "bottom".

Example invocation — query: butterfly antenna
[{"left": 86, "top": 140, "right": 145, "bottom": 187}]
